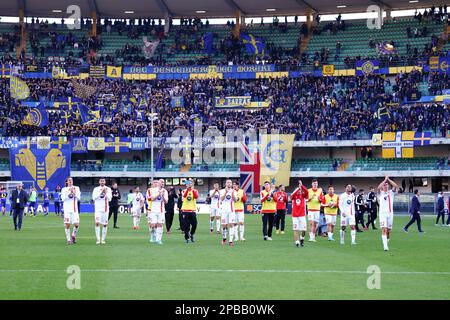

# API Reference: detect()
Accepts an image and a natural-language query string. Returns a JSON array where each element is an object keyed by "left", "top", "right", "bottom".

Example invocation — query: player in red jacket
[
  {"left": 274, "top": 185, "right": 288, "bottom": 235},
  {"left": 290, "top": 180, "right": 309, "bottom": 247}
]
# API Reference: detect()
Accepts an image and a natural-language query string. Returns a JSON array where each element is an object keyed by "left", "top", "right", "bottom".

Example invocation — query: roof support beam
[
  {"left": 294, "top": 0, "right": 319, "bottom": 14},
  {"left": 155, "top": 0, "right": 174, "bottom": 17},
  {"left": 224, "top": 0, "right": 247, "bottom": 16},
  {"left": 18, "top": 0, "right": 26, "bottom": 15},
  {"left": 88, "top": 0, "right": 100, "bottom": 16}
]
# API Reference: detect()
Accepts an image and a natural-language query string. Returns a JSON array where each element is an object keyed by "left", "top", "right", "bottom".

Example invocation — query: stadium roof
[{"left": 0, "top": 0, "right": 438, "bottom": 18}]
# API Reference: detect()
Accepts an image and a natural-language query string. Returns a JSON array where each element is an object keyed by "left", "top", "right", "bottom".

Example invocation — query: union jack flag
[{"left": 239, "top": 142, "right": 260, "bottom": 194}]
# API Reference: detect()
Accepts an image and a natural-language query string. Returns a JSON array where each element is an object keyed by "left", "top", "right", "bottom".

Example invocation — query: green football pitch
[{"left": 0, "top": 213, "right": 449, "bottom": 300}]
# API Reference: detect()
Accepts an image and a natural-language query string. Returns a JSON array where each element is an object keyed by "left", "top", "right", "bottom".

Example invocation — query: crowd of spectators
[{"left": 0, "top": 70, "right": 448, "bottom": 140}]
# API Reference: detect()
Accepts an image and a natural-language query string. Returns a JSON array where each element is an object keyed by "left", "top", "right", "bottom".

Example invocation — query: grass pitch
[{"left": 0, "top": 213, "right": 449, "bottom": 300}]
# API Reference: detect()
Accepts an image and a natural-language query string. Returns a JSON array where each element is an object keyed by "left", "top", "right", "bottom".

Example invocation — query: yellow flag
[
  {"left": 106, "top": 66, "right": 122, "bottom": 78},
  {"left": 259, "top": 134, "right": 295, "bottom": 186},
  {"left": 322, "top": 64, "right": 335, "bottom": 76},
  {"left": 382, "top": 131, "right": 414, "bottom": 158},
  {"left": 371, "top": 133, "right": 382, "bottom": 146},
  {"left": 10, "top": 76, "right": 30, "bottom": 100},
  {"left": 87, "top": 137, "right": 105, "bottom": 151}
]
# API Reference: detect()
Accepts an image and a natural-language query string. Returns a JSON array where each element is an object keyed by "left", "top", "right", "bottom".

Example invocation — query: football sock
[
  {"left": 351, "top": 230, "right": 356, "bottom": 243},
  {"left": 239, "top": 225, "right": 245, "bottom": 239},
  {"left": 234, "top": 225, "right": 239, "bottom": 240},
  {"left": 340, "top": 230, "right": 345, "bottom": 243},
  {"left": 156, "top": 226, "right": 163, "bottom": 241},
  {"left": 222, "top": 227, "right": 227, "bottom": 240},
  {"left": 72, "top": 226, "right": 78, "bottom": 238},
  {"left": 102, "top": 226, "right": 108, "bottom": 241},
  {"left": 328, "top": 232, "right": 333, "bottom": 240},
  {"left": 216, "top": 219, "right": 221, "bottom": 232},
  {"left": 209, "top": 220, "right": 213, "bottom": 230},
  {"left": 95, "top": 226, "right": 100, "bottom": 241},
  {"left": 229, "top": 226, "right": 234, "bottom": 242},
  {"left": 382, "top": 235, "right": 388, "bottom": 249},
  {"left": 65, "top": 228, "right": 71, "bottom": 241}
]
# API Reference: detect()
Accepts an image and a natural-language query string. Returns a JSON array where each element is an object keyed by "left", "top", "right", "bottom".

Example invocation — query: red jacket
[
  {"left": 290, "top": 185, "right": 309, "bottom": 217},
  {"left": 274, "top": 191, "right": 288, "bottom": 210}
]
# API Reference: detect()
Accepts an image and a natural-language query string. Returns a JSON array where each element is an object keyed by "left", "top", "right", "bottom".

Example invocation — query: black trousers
[
  {"left": 165, "top": 209, "right": 174, "bottom": 232},
  {"left": 13, "top": 207, "right": 24, "bottom": 230},
  {"left": 366, "top": 208, "right": 377, "bottom": 229},
  {"left": 262, "top": 213, "right": 275, "bottom": 238},
  {"left": 404, "top": 212, "right": 422, "bottom": 231},
  {"left": 54, "top": 202, "right": 61, "bottom": 215},
  {"left": 108, "top": 205, "right": 119, "bottom": 226},
  {"left": 355, "top": 209, "right": 365, "bottom": 229},
  {"left": 275, "top": 209, "right": 286, "bottom": 231},
  {"left": 181, "top": 212, "right": 197, "bottom": 240},
  {"left": 436, "top": 209, "right": 445, "bottom": 225}
]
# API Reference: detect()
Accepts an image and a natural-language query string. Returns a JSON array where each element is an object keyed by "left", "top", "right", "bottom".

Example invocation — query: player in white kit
[
  {"left": 131, "top": 186, "right": 144, "bottom": 230},
  {"left": 339, "top": 184, "right": 357, "bottom": 245},
  {"left": 148, "top": 179, "right": 168, "bottom": 244},
  {"left": 377, "top": 176, "right": 398, "bottom": 251},
  {"left": 92, "top": 178, "right": 112, "bottom": 244},
  {"left": 220, "top": 179, "right": 237, "bottom": 246},
  {"left": 209, "top": 183, "right": 221, "bottom": 234},
  {"left": 61, "top": 177, "right": 81, "bottom": 245}
]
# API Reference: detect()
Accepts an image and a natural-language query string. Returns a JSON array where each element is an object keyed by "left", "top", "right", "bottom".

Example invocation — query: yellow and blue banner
[
  {"left": 171, "top": 96, "right": 185, "bottom": 109},
  {"left": 105, "top": 137, "right": 130, "bottom": 153},
  {"left": 22, "top": 103, "right": 48, "bottom": 127},
  {"left": 106, "top": 66, "right": 122, "bottom": 78},
  {"left": 9, "top": 141, "right": 71, "bottom": 191},
  {"left": 382, "top": 131, "right": 414, "bottom": 158},
  {"left": 87, "top": 137, "right": 105, "bottom": 151},
  {"left": 215, "top": 96, "right": 270, "bottom": 109},
  {"left": 429, "top": 57, "right": 449, "bottom": 74},
  {"left": 413, "top": 131, "right": 432, "bottom": 146},
  {"left": 10, "top": 76, "right": 30, "bottom": 100},
  {"left": 241, "top": 33, "right": 266, "bottom": 56},
  {"left": 71, "top": 137, "right": 88, "bottom": 153},
  {"left": 259, "top": 134, "right": 295, "bottom": 186},
  {"left": 1, "top": 64, "right": 11, "bottom": 78},
  {"left": 356, "top": 60, "right": 380, "bottom": 76}
]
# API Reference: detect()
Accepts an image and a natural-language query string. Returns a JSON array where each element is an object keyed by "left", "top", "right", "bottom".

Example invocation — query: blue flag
[
  {"left": 171, "top": 96, "right": 185, "bottom": 109},
  {"left": 104, "top": 137, "right": 130, "bottom": 153},
  {"left": 414, "top": 131, "right": 432, "bottom": 146},
  {"left": 241, "top": 33, "right": 266, "bottom": 56},
  {"left": 22, "top": 103, "right": 48, "bottom": 127},
  {"left": 202, "top": 32, "right": 215, "bottom": 54},
  {"left": 71, "top": 137, "right": 88, "bottom": 153},
  {"left": 356, "top": 60, "right": 380, "bottom": 76},
  {"left": 9, "top": 142, "right": 71, "bottom": 191}
]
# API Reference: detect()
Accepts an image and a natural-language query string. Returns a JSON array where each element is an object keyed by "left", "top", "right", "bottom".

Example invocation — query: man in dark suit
[
  {"left": 11, "top": 184, "right": 29, "bottom": 231},
  {"left": 403, "top": 190, "right": 424, "bottom": 233},
  {"left": 108, "top": 182, "right": 121, "bottom": 228}
]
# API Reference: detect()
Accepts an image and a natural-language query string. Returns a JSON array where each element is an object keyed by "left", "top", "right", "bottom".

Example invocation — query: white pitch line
[{"left": 0, "top": 269, "right": 449, "bottom": 275}]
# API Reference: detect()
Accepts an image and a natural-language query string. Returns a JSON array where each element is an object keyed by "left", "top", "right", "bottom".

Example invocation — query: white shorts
[
  {"left": 210, "top": 207, "right": 220, "bottom": 217},
  {"left": 307, "top": 211, "right": 320, "bottom": 222},
  {"left": 131, "top": 209, "right": 141, "bottom": 218},
  {"left": 64, "top": 211, "right": 79, "bottom": 225},
  {"left": 379, "top": 213, "right": 393, "bottom": 229},
  {"left": 148, "top": 211, "right": 165, "bottom": 224},
  {"left": 325, "top": 215, "right": 337, "bottom": 225},
  {"left": 236, "top": 211, "right": 245, "bottom": 224},
  {"left": 221, "top": 211, "right": 236, "bottom": 225},
  {"left": 340, "top": 214, "right": 355, "bottom": 227},
  {"left": 292, "top": 216, "right": 307, "bottom": 231},
  {"left": 94, "top": 211, "right": 108, "bottom": 225}
]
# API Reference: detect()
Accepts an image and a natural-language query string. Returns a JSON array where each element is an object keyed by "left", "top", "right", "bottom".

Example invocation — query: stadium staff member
[
  {"left": 11, "top": 184, "right": 29, "bottom": 231},
  {"left": 108, "top": 182, "right": 121, "bottom": 228},
  {"left": 165, "top": 186, "right": 178, "bottom": 233},
  {"left": 260, "top": 181, "right": 276, "bottom": 241},
  {"left": 365, "top": 187, "right": 377, "bottom": 230},
  {"left": 181, "top": 180, "right": 198, "bottom": 243},
  {"left": 436, "top": 191, "right": 445, "bottom": 226},
  {"left": 403, "top": 190, "right": 424, "bottom": 233}
]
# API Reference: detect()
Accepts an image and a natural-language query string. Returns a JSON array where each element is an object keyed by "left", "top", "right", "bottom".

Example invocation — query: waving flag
[
  {"left": 72, "top": 79, "right": 97, "bottom": 99},
  {"left": 239, "top": 141, "right": 260, "bottom": 194},
  {"left": 414, "top": 131, "right": 432, "bottom": 146},
  {"left": 1, "top": 64, "right": 11, "bottom": 78},
  {"left": 241, "top": 33, "right": 266, "bottom": 56},
  {"left": 22, "top": 103, "right": 48, "bottom": 127},
  {"left": 10, "top": 76, "right": 30, "bottom": 100},
  {"left": 201, "top": 32, "right": 215, "bottom": 54}
]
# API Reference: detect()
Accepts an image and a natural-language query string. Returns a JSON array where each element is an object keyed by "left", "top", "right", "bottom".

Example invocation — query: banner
[
  {"left": 239, "top": 141, "right": 260, "bottom": 194},
  {"left": 104, "top": 137, "right": 130, "bottom": 153},
  {"left": 201, "top": 32, "right": 215, "bottom": 54},
  {"left": 22, "top": 103, "right": 48, "bottom": 127},
  {"left": 356, "top": 60, "right": 380, "bottom": 76},
  {"left": 106, "top": 66, "right": 122, "bottom": 78},
  {"left": 171, "top": 96, "right": 185, "bottom": 110},
  {"left": 430, "top": 57, "right": 450, "bottom": 74},
  {"left": 259, "top": 134, "right": 294, "bottom": 186},
  {"left": 89, "top": 65, "right": 105, "bottom": 78},
  {"left": 87, "top": 137, "right": 105, "bottom": 151},
  {"left": 241, "top": 33, "right": 266, "bottom": 56},
  {"left": 10, "top": 76, "right": 30, "bottom": 100},
  {"left": 413, "top": 131, "right": 432, "bottom": 146},
  {"left": 142, "top": 37, "right": 160, "bottom": 59},
  {"left": 71, "top": 137, "right": 88, "bottom": 153},
  {"left": 215, "top": 96, "right": 270, "bottom": 109},
  {"left": 9, "top": 142, "right": 71, "bottom": 191},
  {"left": 0, "top": 137, "right": 19, "bottom": 149},
  {"left": 130, "top": 137, "right": 148, "bottom": 150},
  {"left": 371, "top": 134, "right": 382, "bottom": 146},
  {"left": 1, "top": 64, "right": 11, "bottom": 78},
  {"left": 382, "top": 131, "right": 414, "bottom": 158},
  {"left": 123, "top": 64, "right": 275, "bottom": 75},
  {"left": 322, "top": 64, "right": 335, "bottom": 76},
  {"left": 72, "top": 79, "right": 96, "bottom": 99}
]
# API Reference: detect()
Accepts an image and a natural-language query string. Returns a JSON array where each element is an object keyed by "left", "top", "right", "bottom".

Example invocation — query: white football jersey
[
  {"left": 61, "top": 186, "right": 81, "bottom": 214},
  {"left": 339, "top": 192, "right": 355, "bottom": 216},
  {"left": 220, "top": 188, "right": 235, "bottom": 213},
  {"left": 150, "top": 188, "right": 167, "bottom": 213},
  {"left": 378, "top": 190, "right": 395, "bottom": 215},
  {"left": 92, "top": 186, "right": 112, "bottom": 213},
  {"left": 132, "top": 192, "right": 144, "bottom": 211},
  {"left": 209, "top": 189, "right": 220, "bottom": 209}
]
